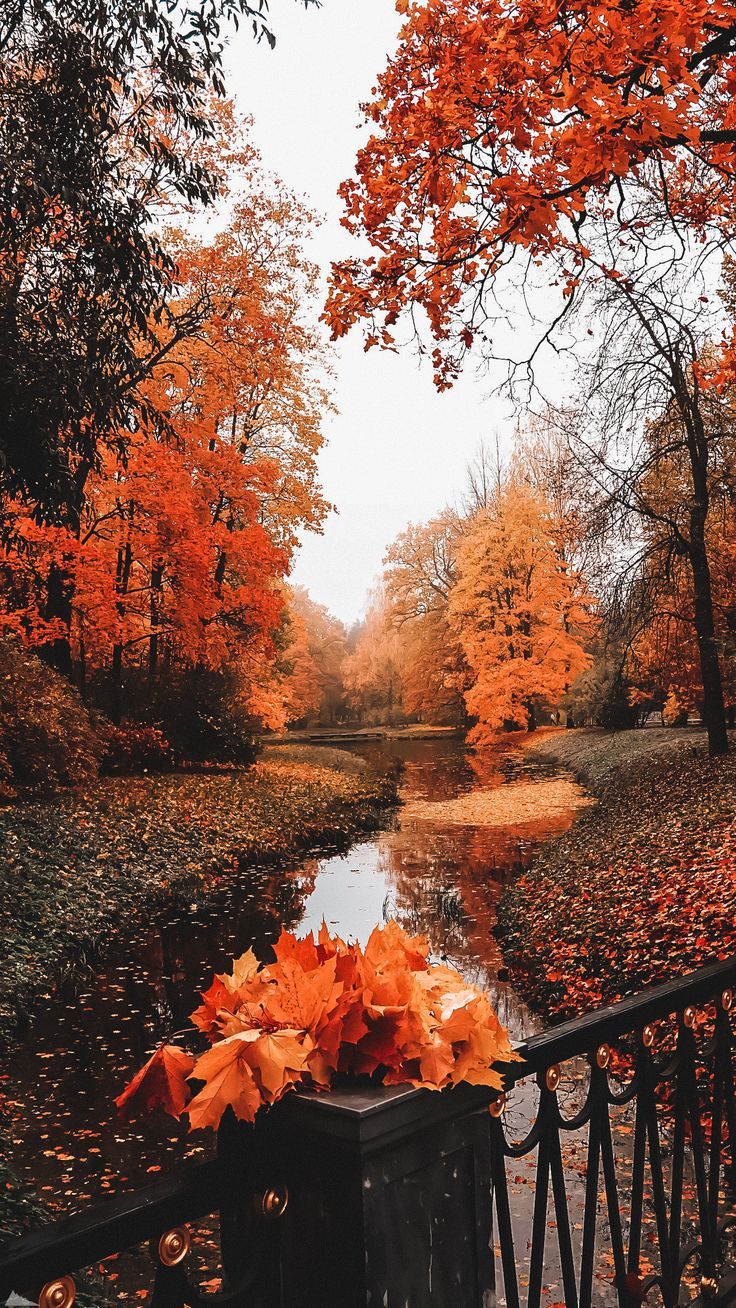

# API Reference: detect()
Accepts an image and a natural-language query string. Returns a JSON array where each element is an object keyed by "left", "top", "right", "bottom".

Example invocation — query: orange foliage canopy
[
  {"left": 281, "top": 586, "right": 348, "bottom": 726},
  {"left": 116, "top": 922, "right": 518, "bottom": 1131},
  {"left": 326, "top": 0, "right": 736, "bottom": 385},
  {"left": 343, "top": 587, "right": 407, "bottom": 724},
  {"left": 0, "top": 127, "right": 331, "bottom": 728},
  {"left": 344, "top": 515, "right": 468, "bottom": 728},
  {"left": 448, "top": 484, "right": 593, "bottom": 739},
  {"left": 383, "top": 513, "right": 467, "bottom": 724}
]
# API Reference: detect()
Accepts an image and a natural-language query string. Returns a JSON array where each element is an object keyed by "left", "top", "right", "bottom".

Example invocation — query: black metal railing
[
  {"left": 2, "top": 955, "right": 736, "bottom": 1307},
  {"left": 492, "top": 956, "right": 736, "bottom": 1308}
]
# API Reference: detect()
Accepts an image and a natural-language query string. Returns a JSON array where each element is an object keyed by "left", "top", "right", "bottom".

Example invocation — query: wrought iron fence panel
[
  {"left": 490, "top": 961, "right": 736, "bottom": 1307},
  {"left": 3, "top": 957, "right": 736, "bottom": 1307}
]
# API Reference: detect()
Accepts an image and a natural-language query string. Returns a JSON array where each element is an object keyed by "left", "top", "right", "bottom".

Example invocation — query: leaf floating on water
[{"left": 403, "top": 778, "right": 594, "bottom": 828}]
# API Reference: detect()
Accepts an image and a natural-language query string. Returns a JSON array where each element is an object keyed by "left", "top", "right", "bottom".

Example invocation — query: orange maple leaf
[
  {"left": 115, "top": 1045, "right": 194, "bottom": 1121},
  {"left": 187, "top": 1035, "right": 263, "bottom": 1131},
  {"left": 260, "top": 954, "right": 342, "bottom": 1035}
]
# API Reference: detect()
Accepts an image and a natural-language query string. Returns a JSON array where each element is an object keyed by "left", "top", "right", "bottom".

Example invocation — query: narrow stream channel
[{"left": 4, "top": 736, "right": 587, "bottom": 1228}]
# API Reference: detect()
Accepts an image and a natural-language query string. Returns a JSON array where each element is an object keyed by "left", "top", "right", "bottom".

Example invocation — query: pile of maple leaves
[{"left": 116, "top": 922, "right": 517, "bottom": 1131}]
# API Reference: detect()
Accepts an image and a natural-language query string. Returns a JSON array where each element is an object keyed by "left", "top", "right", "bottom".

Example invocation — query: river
[{"left": 4, "top": 735, "right": 588, "bottom": 1230}]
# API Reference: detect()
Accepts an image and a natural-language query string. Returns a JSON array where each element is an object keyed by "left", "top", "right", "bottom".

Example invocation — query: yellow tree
[
  {"left": 282, "top": 587, "right": 348, "bottom": 726},
  {"left": 448, "top": 485, "right": 593, "bottom": 741},
  {"left": 343, "top": 589, "right": 406, "bottom": 725},
  {"left": 280, "top": 603, "right": 323, "bottom": 726},
  {"left": 383, "top": 513, "right": 466, "bottom": 725}
]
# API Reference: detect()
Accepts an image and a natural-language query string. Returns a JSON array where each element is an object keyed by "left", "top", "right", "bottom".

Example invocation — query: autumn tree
[
  {"left": 511, "top": 420, "right": 600, "bottom": 565},
  {"left": 448, "top": 484, "right": 593, "bottom": 740},
  {"left": 343, "top": 590, "right": 406, "bottom": 726},
  {"left": 462, "top": 439, "right": 507, "bottom": 515},
  {"left": 383, "top": 513, "right": 466, "bottom": 724},
  {"left": 280, "top": 604, "right": 322, "bottom": 726},
  {"left": 605, "top": 371, "right": 736, "bottom": 724},
  {"left": 327, "top": 0, "right": 736, "bottom": 380},
  {"left": 0, "top": 130, "right": 333, "bottom": 740},
  {"left": 0, "top": 0, "right": 315, "bottom": 524},
  {"left": 283, "top": 588, "right": 348, "bottom": 726},
  {"left": 326, "top": 0, "right": 736, "bottom": 753}
]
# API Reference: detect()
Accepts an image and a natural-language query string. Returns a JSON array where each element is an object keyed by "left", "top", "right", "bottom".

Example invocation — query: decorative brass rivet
[
  {"left": 642, "top": 1024, "right": 655, "bottom": 1048},
  {"left": 723, "top": 989, "right": 733, "bottom": 1013},
  {"left": 701, "top": 1275, "right": 718, "bottom": 1298},
  {"left": 683, "top": 1006, "right": 696, "bottom": 1028},
  {"left": 545, "top": 1064, "right": 561, "bottom": 1092},
  {"left": 490, "top": 1093, "right": 506, "bottom": 1117},
  {"left": 158, "top": 1226, "right": 191, "bottom": 1268},
  {"left": 595, "top": 1044, "right": 610, "bottom": 1069},
  {"left": 258, "top": 1185, "right": 289, "bottom": 1221},
  {"left": 39, "top": 1277, "right": 76, "bottom": 1308}
]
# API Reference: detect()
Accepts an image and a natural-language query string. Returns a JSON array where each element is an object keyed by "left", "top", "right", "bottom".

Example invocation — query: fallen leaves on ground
[
  {"left": 0, "top": 760, "right": 397, "bottom": 1046},
  {"left": 499, "top": 734, "right": 736, "bottom": 1020}
]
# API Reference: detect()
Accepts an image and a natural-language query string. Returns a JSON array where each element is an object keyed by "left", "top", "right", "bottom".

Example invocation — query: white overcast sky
[{"left": 227, "top": 2, "right": 520, "bottom": 626}]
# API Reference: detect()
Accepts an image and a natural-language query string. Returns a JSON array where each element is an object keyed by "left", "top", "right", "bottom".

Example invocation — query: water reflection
[{"left": 4, "top": 736, "right": 584, "bottom": 1219}]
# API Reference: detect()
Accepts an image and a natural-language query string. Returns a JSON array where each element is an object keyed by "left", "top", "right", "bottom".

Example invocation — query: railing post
[{"left": 223, "top": 1082, "right": 495, "bottom": 1308}]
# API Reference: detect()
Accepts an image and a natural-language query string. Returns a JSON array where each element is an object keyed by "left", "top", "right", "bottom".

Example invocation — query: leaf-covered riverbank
[
  {"left": 0, "top": 760, "right": 397, "bottom": 1048},
  {"left": 498, "top": 727, "right": 736, "bottom": 1020}
]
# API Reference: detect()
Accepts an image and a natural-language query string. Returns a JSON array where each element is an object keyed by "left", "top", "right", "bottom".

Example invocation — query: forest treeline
[
  {"left": 4, "top": 0, "right": 736, "bottom": 786},
  {"left": 288, "top": 351, "right": 736, "bottom": 742},
  {"left": 0, "top": 1, "right": 332, "bottom": 789}
]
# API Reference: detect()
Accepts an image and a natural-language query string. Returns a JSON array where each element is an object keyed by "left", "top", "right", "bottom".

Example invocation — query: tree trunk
[
  {"left": 39, "top": 459, "right": 92, "bottom": 679},
  {"left": 78, "top": 634, "right": 87, "bottom": 701},
  {"left": 110, "top": 642, "right": 123, "bottom": 725},
  {"left": 149, "top": 562, "right": 164, "bottom": 679},
  {"left": 110, "top": 512, "right": 133, "bottom": 724},
  {"left": 682, "top": 382, "right": 729, "bottom": 757},
  {"left": 690, "top": 536, "right": 729, "bottom": 755},
  {"left": 41, "top": 561, "right": 74, "bottom": 677}
]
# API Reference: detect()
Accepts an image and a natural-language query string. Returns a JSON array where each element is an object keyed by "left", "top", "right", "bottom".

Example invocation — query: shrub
[
  {"left": 112, "top": 667, "right": 260, "bottom": 765},
  {"left": 156, "top": 668, "right": 259, "bottom": 764},
  {"left": 565, "top": 658, "right": 639, "bottom": 730},
  {"left": 101, "top": 724, "right": 173, "bottom": 774},
  {"left": 0, "top": 640, "right": 102, "bottom": 793}
]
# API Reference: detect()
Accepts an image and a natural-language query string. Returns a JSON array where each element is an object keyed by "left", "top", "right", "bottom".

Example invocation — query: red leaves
[
  {"left": 324, "top": 0, "right": 736, "bottom": 388},
  {"left": 114, "top": 1044, "right": 195, "bottom": 1121},
  {"left": 615, "top": 1271, "right": 648, "bottom": 1303},
  {"left": 117, "top": 921, "right": 519, "bottom": 1132},
  {"left": 504, "top": 743, "right": 736, "bottom": 1032}
]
